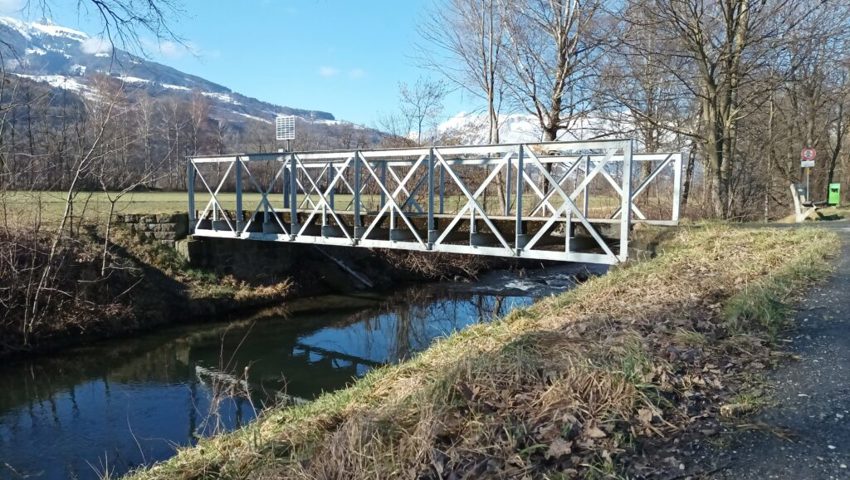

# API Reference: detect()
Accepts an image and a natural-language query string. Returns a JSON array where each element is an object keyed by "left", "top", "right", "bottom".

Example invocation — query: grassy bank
[
  {"left": 0, "top": 224, "right": 295, "bottom": 358},
  {"left": 125, "top": 224, "right": 839, "bottom": 479},
  {"left": 1, "top": 190, "right": 634, "bottom": 225},
  {"left": 0, "top": 217, "right": 499, "bottom": 358}
]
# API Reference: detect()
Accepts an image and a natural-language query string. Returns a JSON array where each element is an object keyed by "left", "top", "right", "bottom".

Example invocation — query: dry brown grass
[
  {"left": 126, "top": 224, "right": 838, "bottom": 480},
  {"left": 380, "top": 249, "right": 492, "bottom": 279}
]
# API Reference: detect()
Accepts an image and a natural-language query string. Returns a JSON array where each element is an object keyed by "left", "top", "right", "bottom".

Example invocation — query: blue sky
[{"left": 3, "top": 0, "right": 477, "bottom": 126}]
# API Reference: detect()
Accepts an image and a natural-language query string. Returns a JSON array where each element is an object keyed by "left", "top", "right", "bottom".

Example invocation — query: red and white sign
[{"left": 801, "top": 147, "right": 816, "bottom": 168}]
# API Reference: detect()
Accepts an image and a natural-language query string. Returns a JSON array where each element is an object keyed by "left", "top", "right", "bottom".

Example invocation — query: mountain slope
[{"left": 0, "top": 16, "right": 335, "bottom": 125}]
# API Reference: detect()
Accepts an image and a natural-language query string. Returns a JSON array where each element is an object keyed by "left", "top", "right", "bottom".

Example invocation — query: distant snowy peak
[
  {"left": 0, "top": 16, "right": 88, "bottom": 41},
  {"left": 0, "top": 15, "right": 335, "bottom": 124},
  {"left": 438, "top": 112, "right": 549, "bottom": 144},
  {"left": 438, "top": 112, "right": 634, "bottom": 145}
]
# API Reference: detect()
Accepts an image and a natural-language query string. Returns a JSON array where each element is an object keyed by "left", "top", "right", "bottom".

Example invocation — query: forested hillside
[{"left": 0, "top": 17, "right": 387, "bottom": 191}]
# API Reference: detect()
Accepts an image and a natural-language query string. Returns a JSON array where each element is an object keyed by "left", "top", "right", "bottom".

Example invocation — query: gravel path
[{"left": 700, "top": 222, "right": 850, "bottom": 479}]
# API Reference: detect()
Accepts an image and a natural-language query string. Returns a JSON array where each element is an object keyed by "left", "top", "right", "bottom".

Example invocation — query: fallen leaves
[{"left": 545, "top": 438, "right": 573, "bottom": 459}]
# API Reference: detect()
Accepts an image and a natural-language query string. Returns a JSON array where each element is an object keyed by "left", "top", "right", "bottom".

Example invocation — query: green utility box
[{"left": 828, "top": 183, "right": 841, "bottom": 206}]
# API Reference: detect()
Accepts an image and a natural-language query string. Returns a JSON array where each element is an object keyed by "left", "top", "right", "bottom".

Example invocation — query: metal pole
[
  {"left": 235, "top": 157, "right": 243, "bottom": 233},
  {"left": 439, "top": 164, "right": 445, "bottom": 214},
  {"left": 806, "top": 168, "right": 810, "bottom": 202},
  {"left": 187, "top": 160, "right": 196, "bottom": 233},
  {"left": 515, "top": 145, "right": 524, "bottom": 253},
  {"left": 505, "top": 156, "right": 512, "bottom": 216},
  {"left": 428, "top": 148, "right": 435, "bottom": 245},
  {"left": 289, "top": 154, "right": 298, "bottom": 235},
  {"left": 618, "top": 141, "right": 633, "bottom": 262},
  {"left": 390, "top": 188, "right": 396, "bottom": 232},
  {"left": 354, "top": 151, "right": 362, "bottom": 238},
  {"left": 672, "top": 152, "right": 683, "bottom": 223},
  {"left": 283, "top": 165, "right": 290, "bottom": 208},
  {"left": 380, "top": 161, "right": 387, "bottom": 208},
  {"left": 327, "top": 162, "right": 335, "bottom": 209},
  {"left": 583, "top": 155, "right": 590, "bottom": 218}
]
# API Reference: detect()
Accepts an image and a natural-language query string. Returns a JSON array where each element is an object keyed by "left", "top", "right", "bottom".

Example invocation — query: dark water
[{"left": 0, "top": 265, "right": 601, "bottom": 479}]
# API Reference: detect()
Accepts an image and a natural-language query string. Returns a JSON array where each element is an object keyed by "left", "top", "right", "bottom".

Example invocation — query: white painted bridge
[{"left": 187, "top": 139, "right": 683, "bottom": 265}]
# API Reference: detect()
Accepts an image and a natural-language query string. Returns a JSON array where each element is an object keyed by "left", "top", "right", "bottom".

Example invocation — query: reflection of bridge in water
[
  {"left": 188, "top": 140, "right": 683, "bottom": 265},
  {"left": 0, "top": 283, "right": 537, "bottom": 478},
  {"left": 292, "top": 342, "right": 384, "bottom": 370}
]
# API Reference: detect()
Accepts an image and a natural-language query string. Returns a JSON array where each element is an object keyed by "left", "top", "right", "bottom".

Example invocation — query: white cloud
[
  {"left": 0, "top": 0, "right": 23, "bottom": 14},
  {"left": 348, "top": 68, "right": 366, "bottom": 79},
  {"left": 140, "top": 38, "right": 209, "bottom": 61},
  {"left": 158, "top": 40, "right": 186, "bottom": 59},
  {"left": 318, "top": 66, "right": 339, "bottom": 77},
  {"left": 143, "top": 40, "right": 204, "bottom": 60},
  {"left": 81, "top": 37, "right": 112, "bottom": 55}
]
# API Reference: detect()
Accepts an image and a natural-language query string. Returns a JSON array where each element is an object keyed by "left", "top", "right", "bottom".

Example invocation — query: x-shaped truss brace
[
  {"left": 237, "top": 158, "right": 290, "bottom": 235},
  {"left": 610, "top": 153, "right": 675, "bottom": 220},
  {"left": 293, "top": 154, "right": 356, "bottom": 242},
  {"left": 360, "top": 153, "right": 428, "bottom": 246},
  {"left": 520, "top": 148, "right": 619, "bottom": 261},
  {"left": 432, "top": 150, "right": 514, "bottom": 253},
  {"left": 193, "top": 159, "right": 235, "bottom": 232}
]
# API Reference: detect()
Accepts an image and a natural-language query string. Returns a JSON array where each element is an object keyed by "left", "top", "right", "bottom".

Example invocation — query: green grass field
[{"left": 0, "top": 190, "right": 634, "bottom": 227}]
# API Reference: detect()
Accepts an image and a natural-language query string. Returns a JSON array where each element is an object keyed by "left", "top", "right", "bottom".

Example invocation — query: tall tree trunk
[{"left": 681, "top": 143, "right": 697, "bottom": 208}]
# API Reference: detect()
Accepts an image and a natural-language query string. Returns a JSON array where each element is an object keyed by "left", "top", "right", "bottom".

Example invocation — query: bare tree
[
  {"left": 189, "top": 89, "right": 211, "bottom": 155},
  {"left": 502, "top": 0, "right": 606, "bottom": 142},
  {"left": 30, "top": 0, "right": 183, "bottom": 53},
  {"left": 420, "top": 0, "right": 506, "bottom": 144},
  {"left": 375, "top": 112, "right": 418, "bottom": 148},
  {"left": 597, "top": 2, "right": 693, "bottom": 157},
  {"left": 7, "top": 0, "right": 184, "bottom": 344},
  {"left": 29, "top": 77, "right": 120, "bottom": 337},
  {"left": 398, "top": 77, "right": 448, "bottom": 146},
  {"left": 623, "top": 0, "right": 831, "bottom": 218}
]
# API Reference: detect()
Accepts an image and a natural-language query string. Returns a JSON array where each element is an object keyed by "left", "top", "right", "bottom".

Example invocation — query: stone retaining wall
[{"left": 113, "top": 213, "right": 189, "bottom": 247}]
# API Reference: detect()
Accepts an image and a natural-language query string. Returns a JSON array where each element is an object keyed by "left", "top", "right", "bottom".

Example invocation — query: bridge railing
[{"left": 187, "top": 140, "right": 682, "bottom": 264}]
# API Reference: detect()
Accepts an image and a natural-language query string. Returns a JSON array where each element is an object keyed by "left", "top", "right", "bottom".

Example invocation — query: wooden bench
[{"left": 791, "top": 183, "right": 828, "bottom": 222}]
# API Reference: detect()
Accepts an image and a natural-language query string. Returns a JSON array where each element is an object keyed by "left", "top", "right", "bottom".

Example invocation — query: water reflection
[{"left": 0, "top": 286, "right": 533, "bottom": 480}]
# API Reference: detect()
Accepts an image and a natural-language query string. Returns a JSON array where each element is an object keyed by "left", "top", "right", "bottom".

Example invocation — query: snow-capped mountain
[
  {"left": 435, "top": 111, "right": 689, "bottom": 151},
  {"left": 437, "top": 112, "right": 635, "bottom": 145},
  {"left": 0, "top": 16, "right": 334, "bottom": 125}
]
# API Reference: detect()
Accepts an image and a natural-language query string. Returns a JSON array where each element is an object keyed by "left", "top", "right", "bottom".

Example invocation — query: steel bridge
[{"left": 187, "top": 139, "right": 682, "bottom": 265}]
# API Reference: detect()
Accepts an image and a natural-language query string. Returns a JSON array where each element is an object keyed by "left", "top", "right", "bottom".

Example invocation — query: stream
[{"left": 0, "top": 263, "right": 604, "bottom": 479}]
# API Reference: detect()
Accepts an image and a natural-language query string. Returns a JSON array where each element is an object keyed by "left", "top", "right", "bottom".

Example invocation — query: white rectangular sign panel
[{"left": 275, "top": 115, "right": 296, "bottom": 141}]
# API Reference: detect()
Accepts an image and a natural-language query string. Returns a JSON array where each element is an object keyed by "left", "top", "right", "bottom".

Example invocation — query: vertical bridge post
[
  {"left": 427, "top": 148, "right": 435, "bottom": 246},
  {"left": 235, "top": 156, "right": 243, "bottom": 233},
  {"left": 327, "top": 162, "right": 335, "bottom": 210},
  {"left": 618, "top": 140, "right": 633, "bottom": 262},
  {"left": 283, "top": 156, "right": 290, "bottom": 209},
  {"left": 289, "top": 154, "right": 298, "bottom": 237},
  {"left": 515, "top": 144, "right": 524, "bottom": 255},
  {"left": 505, "top": 155, "right": 512, "bottom": 216},
  {"left": 583, "top": 155, "right": 590, "bottom": 218},
  {"left": 187, "top": 160, "right": 196, "bottom": 233},
  {"left": 380, "top": 161, "right": 387, "bottom": 209},
  {"left": 672, "top": 150, "right": 684, "bottom": 223},
  {"left": 354, "top": 151, "right": 362, "bottom": 240}
]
